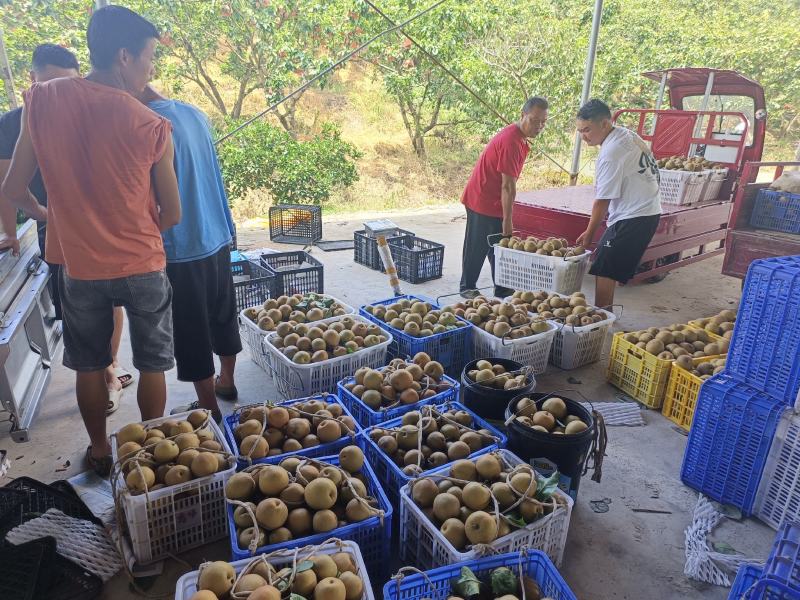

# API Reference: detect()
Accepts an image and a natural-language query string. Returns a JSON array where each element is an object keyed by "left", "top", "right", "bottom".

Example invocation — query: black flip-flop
[
  {"left": 214, "top": 376, "right": 238, "bottom": 401},
  {"left": 85, "top": 446, "right": 113, "bottom": 478}
]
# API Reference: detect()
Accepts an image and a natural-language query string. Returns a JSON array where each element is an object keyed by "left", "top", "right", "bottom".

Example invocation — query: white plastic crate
[
  {"left": 755, "top": 409, "right": 800, "bottom": 530},
  {"left": 240, "top": 311, "right": 272, "bottom": 373},
  {"left": 239, "top": 295, "right": 355, "bottom": 375},
  {"left": 264, "top": 314, "right": 392, "bottom": 400},
  {"left": 548, "top": 309, "right": 616, "bottom": 370},
  {"left": 110, "top": 412, "right": 237, "bottom": 564},
  {"left": 471, "top": 322, "right": 556, "bottom": 375},
  {"left": 701, "top": 167, "right": 729, "bottom": 201},
  {"left": 399, "top": 449, "right": 573, "bottom": 569},
  {"left": 658, "top": 169, "right": 710, "bottom": 205},
  {"left": 174, "top": 540, "right": 374, "bottom": 600},
  {"left": 494, "top": 246, "right": 591, "bottom": 295}
]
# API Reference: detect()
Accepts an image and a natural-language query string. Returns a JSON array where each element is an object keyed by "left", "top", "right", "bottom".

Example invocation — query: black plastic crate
[
  {"left": 0, "top": 478, "right": 100, "bottom": 544},
  {"left": 0, "top": 537, "right": 55, "bottom": 600},
  {"left": 388, "top": 235, "right": 444, "bottom": 283},
  {"left": 353, "top": 228, "right": 414, "bottom": 271},
  {"left": 259, "top": 251, "right": 324, "bottom": 296},
  {"left": 0, "top": 537, "right": 103, "bottom": 600},
  {"left": 50, "top": 551, "right": 103, "bottom": 600},
  {"left": 230, "top": 258, "right": 277, "bottom": 313},
  {"left": 269, "top": 204, "right": 322, "bottom": 245}
]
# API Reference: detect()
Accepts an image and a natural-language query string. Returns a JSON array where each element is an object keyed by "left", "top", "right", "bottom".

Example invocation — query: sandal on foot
[
  {"left": 106, "top": 388, "right": 122, "bottom": 415},
  {"left": 170, "top": 400, "right": 222, "bottom": 425},
  {"left": 86, "top": 446, "right": 113, "bottom": 478},
  {"left": 114, "top": 366, "right": 135, "bottom": 389},
  {"left": 214, "top": 376, "right": 238, "bottom": 401}
]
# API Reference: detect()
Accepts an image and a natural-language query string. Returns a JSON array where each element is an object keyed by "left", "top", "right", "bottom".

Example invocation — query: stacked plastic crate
[
  {"left": 681, "top": 255, "right": 800, "bottom": 516},
  {"left": 728, "top": 521, "right": 800, "bottom": 599}
]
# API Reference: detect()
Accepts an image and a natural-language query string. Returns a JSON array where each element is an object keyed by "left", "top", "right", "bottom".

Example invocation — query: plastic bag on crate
[
  {"left": 771, "top": 171, "right": 800, "bottom": 194},
  {"left": 684, "top": 495, "right": 764, "bottom": 587}
]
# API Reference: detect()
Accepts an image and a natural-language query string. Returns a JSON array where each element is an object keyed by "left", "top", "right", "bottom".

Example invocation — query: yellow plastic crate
[
  {"left": 606, "top": 332, "right": 674, "bottom": 409},
  {"left": 661, "top": 355, "right": 725, "bottom": 431}
]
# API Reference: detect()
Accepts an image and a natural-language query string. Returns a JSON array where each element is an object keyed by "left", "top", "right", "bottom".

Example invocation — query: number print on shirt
[{"left": 638, "top": 151, "right": 660, "bottom": 182}]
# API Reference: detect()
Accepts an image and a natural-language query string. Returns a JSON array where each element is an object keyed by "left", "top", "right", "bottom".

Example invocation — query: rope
[
  {"left": 408, "top": 450, "right": 566, "bottom": 548},
  {"left": 234, "top": 394, "right": 356, "bottom": 465},
  {"left": 228, "top": 458, "right": 384, "bottom": 556},
  {"left": 584, "top": 410, "right": 607, "bottom": 483},
  {"left": 390, "top": 566, "right": 439, "bottom": 600}
]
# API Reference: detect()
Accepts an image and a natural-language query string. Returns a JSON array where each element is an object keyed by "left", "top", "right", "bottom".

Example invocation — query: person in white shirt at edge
[{"left": 575, "top": 99, "right": 662, "bottom": 309}]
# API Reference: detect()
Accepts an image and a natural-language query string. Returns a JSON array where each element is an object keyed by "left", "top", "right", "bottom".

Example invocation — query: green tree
[
  {"left": 358, "top": 1, "right": 499, "bottom": 157},
  {"left": 132, "top": 0, "right": 352, "bottom": 131},
  {"left": 0, "top": 0, "right": 90, "bottom": 111},
  {"left": 217, "top": 119, "right": 362, "bottom": 206}
]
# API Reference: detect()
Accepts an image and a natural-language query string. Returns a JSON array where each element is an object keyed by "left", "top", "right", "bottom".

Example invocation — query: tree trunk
[
  {"left": 397, "top": 96, "right": 426, "bottom": 158},
  {"left": 274, "top": 93, "right": 303, "bottom": 137}
]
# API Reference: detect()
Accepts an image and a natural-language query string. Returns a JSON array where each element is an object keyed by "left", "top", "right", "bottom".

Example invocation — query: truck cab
[{"left": 641, "top": 67, "right": 767, "bottom": 170}]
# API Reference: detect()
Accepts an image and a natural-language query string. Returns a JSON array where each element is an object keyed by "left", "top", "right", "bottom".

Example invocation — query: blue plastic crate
[
  {"left": 764, "top": 521, "right": 800, "bottom": 592},
  {"left": 729, "top": 564, "right": 763, "bottom": 599},
  {"left": 726, "top": 255, "right": 800, "bottom": 405},
  {"left": 359, "top": 295, "right": 473, "bottom": 377},
  {"left": 227, "top": 454, "right": 392, "bottom": 578},
  {"left": 749, "top": 580, "right": 800, "bottom": 599},
  {"left": 750, "top": 189, "right": 800, "bottom": 235},
  {"left": 337, "top": 368, "right": 459, "bottom": 429},
  {"left": 382, "top": 549, "right": 577, "bottom": 600},
  {"left": 681, "top": 374, "right": 787, "bottom": 515},
  {"left": 222, "top": 394, "right": 361, "bottom": 468},
  {"left": 360, "top": 401, "right": 507, "bottom": 507}
]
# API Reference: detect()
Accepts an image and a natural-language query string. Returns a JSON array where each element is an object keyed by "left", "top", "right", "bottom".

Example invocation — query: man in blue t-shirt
[{"left": 138, "top": 86, "right": 241, "bottom": 422}]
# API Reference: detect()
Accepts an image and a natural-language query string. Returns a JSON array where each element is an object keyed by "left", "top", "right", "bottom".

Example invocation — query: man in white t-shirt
[{"left": 575, "top": 99, "right": 662, "bottom": 308}]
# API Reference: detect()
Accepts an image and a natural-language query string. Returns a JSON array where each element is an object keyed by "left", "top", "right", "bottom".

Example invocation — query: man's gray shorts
[{"left": 59, "top": 269, "right": 175, "bottom": 372}]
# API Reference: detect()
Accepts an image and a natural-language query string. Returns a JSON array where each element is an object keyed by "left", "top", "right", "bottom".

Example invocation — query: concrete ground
[{"left": 0, "top": 204, "right": 777, "bottom": 599}]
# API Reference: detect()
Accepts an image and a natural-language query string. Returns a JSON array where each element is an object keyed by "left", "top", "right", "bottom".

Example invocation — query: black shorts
[
  {"left": 589, "top": 214, "right": 660, "bottom": 284},
  {"left": 166, "top": 246, "right": 242, "bottom": 382}
]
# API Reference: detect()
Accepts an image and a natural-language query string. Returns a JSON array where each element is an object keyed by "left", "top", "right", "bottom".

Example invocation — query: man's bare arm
[
  {"left": 151, "top": 135, "right": 181, "bottom": 231},
  {"left": 0, "top": 159, "right": 19, "bottom": 253},
  {"left": 500, "top": 173, "right": 517, "bottom": 236},
  {"left": 1, "top": 106, "right": 47, "bottom": 223},
  {"left": 576, "top": 199, "right": 611, "bottom": 247}
]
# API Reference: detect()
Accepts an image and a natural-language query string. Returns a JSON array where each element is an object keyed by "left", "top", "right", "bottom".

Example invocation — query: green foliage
[
  {"left": 358, "top": 0, "right": 500, "bottom": 156},
  {"left": 130, "top": 0, "right": 352, "bottom": 128},
  {"left": 1, "top": 0, "right": 798, "bottom": 164},
  {"left": 216, "top": 119, "right": 362, "bottom": 206},
  {"left": 0, "top": 0, "right": 91, "bottom": 111}
]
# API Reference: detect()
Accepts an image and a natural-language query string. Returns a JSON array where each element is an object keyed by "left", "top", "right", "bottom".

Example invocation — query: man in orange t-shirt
[
  {"left": 2, "top": 6, "right": 181, "bottom": 475},
  {"left": 459, "top": 97, "right": 548, "bottom": 299}
]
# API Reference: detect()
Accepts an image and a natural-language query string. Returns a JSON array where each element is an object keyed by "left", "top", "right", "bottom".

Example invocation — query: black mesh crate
[
  {"left": 269, "top": 204, "right": 322, "bottom": 245},
  {"left": 230, "top": 258, "right": 277, "bottom": 313},
  {"left": 260, "top": 251, "right": 324, "bottom": 296},
  {"left": 353, "top": 228, "right": 414, "bottom": 271},
  {"left": 388, "top": 235, "right": 445, "bottom": 284}
]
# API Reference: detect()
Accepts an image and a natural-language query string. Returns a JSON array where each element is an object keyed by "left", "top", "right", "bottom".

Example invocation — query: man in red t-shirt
[{"left": 460, "top": 97, "right": 548, "bottom": 298}]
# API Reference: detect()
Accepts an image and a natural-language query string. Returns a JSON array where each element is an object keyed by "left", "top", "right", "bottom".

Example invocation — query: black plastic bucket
[
  {"left": 505, "top": 392, "right": 595, "bottom": 500},
  {"left": 461, "top": 357, "right": 535, "bottom": 423}
]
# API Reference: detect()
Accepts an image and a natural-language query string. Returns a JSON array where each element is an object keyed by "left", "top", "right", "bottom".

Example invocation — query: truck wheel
[
  {"left": 645, "top": 273, "right": 669, "bottom": 284},
  {"left": 642, "top": 253, "right": 680, "bottom": 284}
]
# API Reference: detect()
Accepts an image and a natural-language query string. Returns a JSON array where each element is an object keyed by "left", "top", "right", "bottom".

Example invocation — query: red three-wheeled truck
[{"left": 512, "top": 67, "right": 800, "bottom": 283}]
